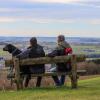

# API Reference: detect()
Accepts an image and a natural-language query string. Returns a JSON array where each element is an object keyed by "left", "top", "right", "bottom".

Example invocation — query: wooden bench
[{"left": 5, "top": 54, "right": 86, "bottom": 90}]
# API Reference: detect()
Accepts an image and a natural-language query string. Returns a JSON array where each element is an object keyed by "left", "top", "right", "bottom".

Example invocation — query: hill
[{"left": 0, "top": 77, "right": 100, "bottom": 100}]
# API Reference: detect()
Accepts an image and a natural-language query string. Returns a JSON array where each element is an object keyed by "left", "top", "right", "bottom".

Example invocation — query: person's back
[
  {"left": 48, "top": 35, "right": 72, "bottom": 72},
  {"left": 29, "top": 44, "right": 45, "bottom": 74},
  {"left": 28, "top": 38, "right": 45, "bottom": 87},
  {"left": 56, "top": 41, "right": 72, "bottom": 72},
  {"left": 17, "top": 37, "right": 45, "bottom": 87},
  {"left": 47, "top": 35, "right": 72, "bottom": 86}
]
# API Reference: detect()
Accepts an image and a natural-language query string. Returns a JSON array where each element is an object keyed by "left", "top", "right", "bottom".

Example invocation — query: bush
[{"left": 77, "top": 62, "right": 100, "bottom": 75}]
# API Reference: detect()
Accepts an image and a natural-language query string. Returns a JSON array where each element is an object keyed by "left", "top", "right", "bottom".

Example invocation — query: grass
[
  {"left": 0, "top": 77, "right": 100, "bottom": 100},
  {"left": 72, "top": 45, "right": 100, "bottom": 55},
  {"left": 0, "top": 49, "right": 11, "bottom": 59}
]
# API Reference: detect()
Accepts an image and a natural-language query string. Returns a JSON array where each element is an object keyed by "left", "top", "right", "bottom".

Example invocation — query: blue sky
[{"left": 0, "top": 0, "right": 100, "bottom": 37}]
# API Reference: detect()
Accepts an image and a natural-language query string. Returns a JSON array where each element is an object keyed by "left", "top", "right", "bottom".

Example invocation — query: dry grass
[{"left": 0, "top": 69, "right": 100, "bottom": 90}]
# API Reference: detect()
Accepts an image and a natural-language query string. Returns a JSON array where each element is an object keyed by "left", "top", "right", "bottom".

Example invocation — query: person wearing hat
[
  {"left": 17, "top": 37, "right": 45, "bottom": 87},
  {"left": 47, "top": 35, "right": 72, "bottom": 86}
]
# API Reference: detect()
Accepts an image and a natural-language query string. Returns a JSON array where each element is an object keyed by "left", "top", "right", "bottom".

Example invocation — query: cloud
[
  {"left": 24, "top": 0, "right": 77, "bottom": 3},
  {"left": 25, "top": 0, "right": 100, "bottom": 8},
  {"left": 86, "top": 19, "right": 100, "bottom": 25},
  {"left": 0, "top": 8, "right": 27, "bottom": 13},
  {"left": 0, "top": 0, "right": 79, "bottom": 3},
  {"left": 0, "top": 16, "right": 100, "bottom": 25},
  {"left": 0, "top": 17, "right": 17, "bottom": 23},
  {"left": 20, "top": 0, "right": 99, "bottom": 3},
  {"left": 0, "top": 16, "right": 75, "bottom": 23},
  {"left": 1, "top": 0, "right": 100, "bottom": 5},
  {"left": 0, "top": 3, "right": 100, "bottom": 20},
  {"left": 31, "top": 18, "right": 100, "bottom": 25},
  {"left": 0, "top": 0, "right": 100, "bottom": 24}
]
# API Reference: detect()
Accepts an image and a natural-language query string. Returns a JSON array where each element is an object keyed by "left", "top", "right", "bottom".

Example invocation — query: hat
[
  {"left": 30, "top": 37, "right": 37, "bottom": 45},
  {"left": 58, "top": 35, "right": 65, "bottom": 41}
]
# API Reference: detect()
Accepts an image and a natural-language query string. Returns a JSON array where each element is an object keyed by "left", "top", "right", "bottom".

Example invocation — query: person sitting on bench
[
  {"left": 47, "top": 35, "right": 72, "bottom": 86},
  {"left": 17, "top": 37, "right": 45, "bottom": 87}
]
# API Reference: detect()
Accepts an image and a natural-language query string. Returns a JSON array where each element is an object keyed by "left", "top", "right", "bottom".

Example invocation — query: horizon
[{"left": 0, "top": 36, "right": 100, "bottom": 39}]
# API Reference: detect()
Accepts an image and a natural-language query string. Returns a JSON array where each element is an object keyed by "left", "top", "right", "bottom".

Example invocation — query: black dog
[
  {"left": 3, "top": 44, "right": 22, "bottom": 56},
  {"left": 3, "top": 44, "right": 30, "bottom": 87}
]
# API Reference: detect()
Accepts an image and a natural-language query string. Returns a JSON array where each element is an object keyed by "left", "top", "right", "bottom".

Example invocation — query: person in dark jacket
[
  {"left": 48, "top": 35, "right": 72, "bottom": 86},
  {"left": 17, "top": 37, "right": 45, "bottom": 87}
]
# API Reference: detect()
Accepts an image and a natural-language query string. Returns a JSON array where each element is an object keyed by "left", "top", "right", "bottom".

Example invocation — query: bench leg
[
  {"left": 14, "top": 58, "right": 23, "bottom": 90},
  {"left": 70, "top": 74, "right": 78, "bottom": 89},
  {"left": 71, "top": 55, "right": 78, "bottom": 89}
]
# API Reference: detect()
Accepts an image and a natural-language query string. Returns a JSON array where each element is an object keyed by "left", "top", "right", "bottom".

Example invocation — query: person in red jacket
[{"left": 48, "top": 35, "right": 73, "bottom": 86}]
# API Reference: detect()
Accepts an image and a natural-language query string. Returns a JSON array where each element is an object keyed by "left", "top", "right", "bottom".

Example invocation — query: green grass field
[
  {"left": 0, "top": 77, "right": 100, "bottom": 100},
  {"left": 72, "top": 45, "right": 100, "bottom": 55}
]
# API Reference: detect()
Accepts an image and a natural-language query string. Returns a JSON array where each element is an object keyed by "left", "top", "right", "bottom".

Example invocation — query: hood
[{"left": 58, "top": 41, "right": 71, "bottom": 49}]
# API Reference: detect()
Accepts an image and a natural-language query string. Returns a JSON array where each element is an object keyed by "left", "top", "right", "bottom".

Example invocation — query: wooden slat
[
  {"left": 77, "top": 70, "right": 86, "bottom": 75},
  {"left": 20, "top": 55, "right": 85, "bottom": 66},
  {"left": 7, "top": 70, "right": 86, "bottom": 78},
  {"left": 31, "top": 72, "right": 70, "bottom": 77},
  {"left": 86, "top": 58, "right": 100, "bottom": 64},
  {"left": 30, "top": 70, "right": 86, "bottom": 77},
  {"left": 5, "top": 54, "right": 86, "bottom": 67},
  {"left": 5, "top": 59, "right": 13, "bottom": 67}
]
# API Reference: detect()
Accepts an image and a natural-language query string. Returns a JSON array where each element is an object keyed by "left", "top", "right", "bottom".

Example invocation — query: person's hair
[
  {"left": 30, "top": 37, "right": 37, "bottom": 46},
  {"left": 57, "top": 35, "right": 65, "bottom": 42}
]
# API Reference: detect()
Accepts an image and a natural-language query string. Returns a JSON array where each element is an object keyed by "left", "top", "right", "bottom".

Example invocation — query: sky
[{"left": 0, "top": 0, "right": 100, "bottom": 37}]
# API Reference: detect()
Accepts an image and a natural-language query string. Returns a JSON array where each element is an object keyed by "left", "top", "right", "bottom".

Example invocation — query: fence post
[
  {"left": 13, "top": 57, "right": 22, "bottom": 90},
  {"left": 70, "top": 55, "right": 78, "bottom": 89}
]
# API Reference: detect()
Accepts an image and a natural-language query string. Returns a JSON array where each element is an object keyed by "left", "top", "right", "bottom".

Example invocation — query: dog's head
[
  {"left": 3, "top": 44, "right": 22, "bottom": 56},
  {"left": 3, "top": 44, "right": 12, "bottom": 51},
  {"left": 3, "top": 44, "right": 15, "bottom": 53}
]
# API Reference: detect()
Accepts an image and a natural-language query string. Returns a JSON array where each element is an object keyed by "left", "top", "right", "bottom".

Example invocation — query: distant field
[
  {"left": 0, "top": 43, "right": 100, "bottom": 59},
  {"left": 72, "top": 44, "right": 100, "bottom": 55},
  {"left": 0, "top": 49, "right": 8, "bottom": 56},
  {"left": 0, "top": 77, "right": 100, "bottom": 100}
]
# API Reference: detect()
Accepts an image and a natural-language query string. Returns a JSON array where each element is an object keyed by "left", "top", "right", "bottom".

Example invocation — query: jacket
[
  {"left": 17, "top": 44, "right": 45, "bottom": 74},
  {"left": 48, "top": 41, "right": 72, "bottom": 72}
]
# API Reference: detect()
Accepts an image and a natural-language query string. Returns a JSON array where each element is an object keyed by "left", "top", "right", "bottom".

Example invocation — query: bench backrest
[{"left": 5, "top": 54, "right": 86, "bottom": 67}]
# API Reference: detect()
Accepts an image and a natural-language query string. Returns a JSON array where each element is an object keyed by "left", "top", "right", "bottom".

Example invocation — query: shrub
[{"left": 77, "top": 62, "right": 100, "bottom": 75}]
